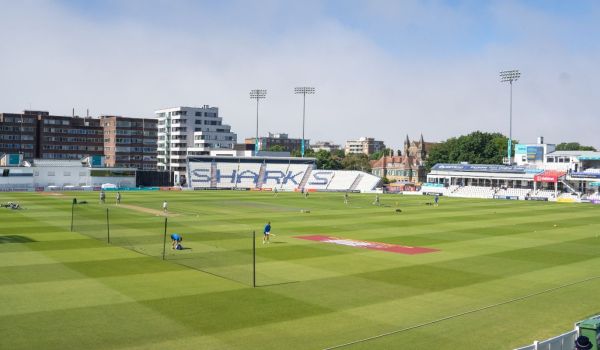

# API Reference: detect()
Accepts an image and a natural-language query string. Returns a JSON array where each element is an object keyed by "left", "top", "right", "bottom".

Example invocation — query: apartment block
[
  {"left": 156, "top": 106, "right": 237, "bottom": 185},
  {"left": 0, "top": 110, "right": 38, "bottom": 160},
  {"left": 0, "top": 110, "right": 104, "bottom": 160},
  {"left": 345, "top": 137, "right": 386, "bottom": 155},
  {"left": 312, "top": 141, "right": 341, "bottom": 153},
  {"left": 101, "top": 116, "right": 158, "bottom": 170},
  {"left": 38, "top": 114, "right": 104, "bottom": 160}
]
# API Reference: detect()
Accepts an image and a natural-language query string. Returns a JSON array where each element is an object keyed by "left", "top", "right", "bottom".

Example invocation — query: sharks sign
[{"left": 188, "top": 162, "right": 312, "bottom": 187}]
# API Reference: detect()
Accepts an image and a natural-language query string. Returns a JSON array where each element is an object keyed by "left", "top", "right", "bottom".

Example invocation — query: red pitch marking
[{"left": 294, "top": 235, "right": 439, "bottom": 255}]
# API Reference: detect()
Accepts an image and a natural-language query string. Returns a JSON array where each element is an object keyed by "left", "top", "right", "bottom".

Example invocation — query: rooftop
[{"left": 548, "top": 150, "right": 600, "bottom": 157}]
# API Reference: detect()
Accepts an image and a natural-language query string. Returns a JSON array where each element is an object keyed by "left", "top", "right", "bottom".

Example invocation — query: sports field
[{"left": 1, "top": 191, "right": 599, "bottom": 350}]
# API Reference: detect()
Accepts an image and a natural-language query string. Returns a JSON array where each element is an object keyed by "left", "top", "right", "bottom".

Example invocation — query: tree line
[{"left": 267, "top": 132, "right": 596, "bottom": 173}]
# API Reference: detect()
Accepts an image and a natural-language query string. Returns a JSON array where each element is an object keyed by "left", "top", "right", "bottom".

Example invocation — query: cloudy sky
[{"left": 1, "top": 0, "right": 599, "bottom": 150}]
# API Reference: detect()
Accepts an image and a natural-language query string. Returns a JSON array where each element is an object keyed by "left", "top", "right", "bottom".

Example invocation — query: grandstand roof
[
  {"left": 32, "top": 159, "right": 85, "bottom": 167},
  {"left": 188, "top": 155, "right": 316, "bottom": 164},
  {"left": 548, "top": 150, "right": 600, "bottom": 157}
]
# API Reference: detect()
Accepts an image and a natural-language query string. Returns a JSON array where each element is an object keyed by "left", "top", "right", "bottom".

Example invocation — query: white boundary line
[{"left": 323, "top": 275, "right": 600, "bottom": 350}]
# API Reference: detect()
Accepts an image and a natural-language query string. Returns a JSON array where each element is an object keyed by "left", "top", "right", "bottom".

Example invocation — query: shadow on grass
[
  {"left": 0, "top": 235, "right": 36, "bottom": 244},
  {"left": 258, "top": 280, "right": 301, "bottom": 288}
]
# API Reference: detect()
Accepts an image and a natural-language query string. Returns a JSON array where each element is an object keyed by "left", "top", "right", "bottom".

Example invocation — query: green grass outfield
[{"left": 1, "top": 190, "right": 599, "bottom": 350}]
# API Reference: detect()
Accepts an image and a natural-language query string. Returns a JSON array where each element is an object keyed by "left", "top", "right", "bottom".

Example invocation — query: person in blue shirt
[
  {"left": 170, "top": 233, "right": 182, "bottom": 250},
  {"left": 263, "top": 221, "right": 271, "bottom": 244},
  {"left": 434, "top": 194, "right": 439, "bottom": 206}
]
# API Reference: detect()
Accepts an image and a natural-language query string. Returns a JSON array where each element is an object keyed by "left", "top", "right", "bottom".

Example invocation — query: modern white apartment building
[
  {"left": 155, "top": 106, "right": 237, "bottom": 185},
  {"left": 345, "top": 137, "right": 386, "bottom": 155}
]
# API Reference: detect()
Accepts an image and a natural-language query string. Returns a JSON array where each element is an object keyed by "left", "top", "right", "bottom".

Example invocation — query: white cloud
[{"left": 0, "top": 0, "right": 598, "bottom": 150}]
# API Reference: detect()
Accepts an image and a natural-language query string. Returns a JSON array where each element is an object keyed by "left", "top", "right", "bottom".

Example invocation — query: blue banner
[
  {"left": 570, "top": 172, "right": 600, "bottom": 179},
  {"left": 431, "top": 163, "right": 527, "bottom": 174},
  {"left": 527, "top": 146, "right": 544, "bottom": 161},
  {"left": 515, "top": 144, "right": 528, "bottom": 154}
]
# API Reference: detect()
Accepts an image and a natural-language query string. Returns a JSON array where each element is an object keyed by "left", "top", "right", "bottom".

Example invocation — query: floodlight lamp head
[
  {"left": 500, "top": 69, "right": 521, "bottom": 83},
  {"left": 249, "top": 89, "right": 267, "bottom": 99},
  {"left": 294, "top": 87, "right": 316, "bottom": 94}
]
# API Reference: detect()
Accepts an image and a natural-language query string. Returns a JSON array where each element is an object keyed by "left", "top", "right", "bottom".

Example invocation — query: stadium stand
[
  {"left": 449, "top": 186, "right": 496, "bottom": 199},
  {"left": 236, "top": 161, "right": 263, "bottom": 189},
  {"left": 586, "top": 192, "right": 600, "bottom": 200},
  {"left": 215, "top": 162, "right": 240, "bottom": 188},
  {"left": 326, "top": 171, "right": 360, "bottom": 191},
  {"left": 261, "top": 163, "right": 290, "bottom": 189},
  {"left": 304, "top": 170, "right": 334, "bottom": 191},
  {"left": 284, "top": 163, "right": 312, "bottom": 190},
  {"left": 494, "top": 187, "right": 532, "bottom": 199},
  {"left": 188, "top": 161, "right": 212, "bottom": 188},
  {"left": 355, "top": 173, "right": 381, "bottom": 192},
  {"left": 530, "top": 189, "right": 556, "bottom": 200},
  {"left": 187, "top": 156, "right": 381, "bottom": 192}
]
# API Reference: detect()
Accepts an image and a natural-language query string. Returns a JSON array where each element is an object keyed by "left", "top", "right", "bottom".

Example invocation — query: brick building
[
  {"left": 0, "top": 110, "right": 38, "bottom": 160},
  {"left": 370, "top": 135, "right": 435, "bottom": 184},
  {"left": 0, "top": 110, "right": 158, "bottom": 169},
  {"left": 101, "top": 116, "right": 158, "bottom": 169},
  {"left": 0, "top": 110, "right": 103, "bottom": 161},
  {"left": 245, "top": 132, "right": 308, "bottom": 153},
  {"left": 38, "top": 114, "right": 104, "bottom": 160}
]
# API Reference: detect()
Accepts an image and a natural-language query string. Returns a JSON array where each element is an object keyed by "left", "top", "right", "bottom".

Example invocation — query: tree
[
  {"left": 369, "top": 148, "right": 392, "bottom": 160},
  {"left": 342, "top": 153, "right": 371, "bottom": 172},
  {"left": 331, "top": 149, "right": 345, "bottom": 158},
  {"left": 426, "top": 131, "right": 513, "bottom": 171},
  {"left": 555, "top": 142, "right": 596, "bottom": 151},
  {"left": 268, "top": 145, "right": 285, "bottom": 152},
  {"left": 315, "top": 150, "right": 342, "bottom": 169},
  {"left": 290, "top": 148, "right": 316, "bottom": 157}
]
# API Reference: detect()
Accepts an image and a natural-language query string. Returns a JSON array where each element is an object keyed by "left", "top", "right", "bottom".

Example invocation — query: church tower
[
  {"left": 403, "top": 135, "right": 410, "bottom": 157},
  {"left": 418, "top": 134, "right": 426, "bottom": 160}
]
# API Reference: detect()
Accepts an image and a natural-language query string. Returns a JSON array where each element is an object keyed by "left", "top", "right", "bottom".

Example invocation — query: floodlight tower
[
  {"left": 249, "top": 89, "right": 267, "bottom": 155},
  {"left": 500, "top": 69, "right": 521, "bottom": 165},
  {"left": 294, "top": 87, "right": 316, "bottom": 157}
]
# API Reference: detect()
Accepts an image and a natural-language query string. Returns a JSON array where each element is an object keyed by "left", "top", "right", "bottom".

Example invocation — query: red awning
[{"left": 534, "top": 170, "right": 566, "bottom": 183}]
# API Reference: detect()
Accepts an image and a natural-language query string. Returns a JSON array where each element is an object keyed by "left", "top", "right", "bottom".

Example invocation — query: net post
[
  {"left": 106, "top": 208, "right": 110, "bottom": 244},
  {"left": 162, "top": 217, "right": 168, "bottom": 260},
  {"left": 70, "top": 199, "right": 75, "bottom": 232},
  {"left": 253, "top": 230, "right": 256, "bottom": 288}
]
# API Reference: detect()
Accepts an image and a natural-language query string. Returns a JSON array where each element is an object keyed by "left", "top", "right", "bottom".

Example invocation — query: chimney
[{"left": 537, "top": 136, "right": 544, "bottom": 144}]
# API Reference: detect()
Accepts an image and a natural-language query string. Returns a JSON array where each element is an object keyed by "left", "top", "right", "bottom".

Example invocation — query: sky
[{"left": 0, "top": 0, "right": 599, "bottom": 151}]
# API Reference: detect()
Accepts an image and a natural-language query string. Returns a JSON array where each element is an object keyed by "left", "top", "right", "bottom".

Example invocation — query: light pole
[
  {"left": 250, "top": 89, "right": 267, "bottom": 155},
  {"left": 294, "top": 87, "right": 315, "bottom": 157},
  {"left": 500, "top": 69, "right": 521, "bottom": 165}
]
